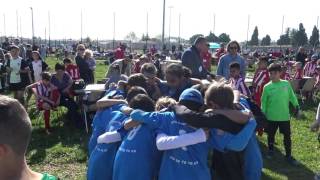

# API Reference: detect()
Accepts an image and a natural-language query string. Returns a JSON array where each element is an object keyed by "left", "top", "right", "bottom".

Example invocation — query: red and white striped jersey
[
  {"left": 230, "top": 76, "right": 251, "bottom": 96},
  {"left": 281, "top": 72, "right": 291, "bottom": 80},
  {"left": 66, "top": 64, "right": 80, "bottom": 80},
  {"left": 293, "top": 69, "right": 303, "bottom": 80},
  {"left": 35, "top": 81, "right": 51, "bottom": 99},
  {"left": 253, "top": 69, "right": 270, "bottom": 94},
  {"left": 303, "top": 61, "right": 317, "bottom": 77}
]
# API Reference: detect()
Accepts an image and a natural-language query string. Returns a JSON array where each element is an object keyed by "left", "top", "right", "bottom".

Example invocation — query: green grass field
[{"left": 25, "top": 56, "right": 320, "bottom": 180}]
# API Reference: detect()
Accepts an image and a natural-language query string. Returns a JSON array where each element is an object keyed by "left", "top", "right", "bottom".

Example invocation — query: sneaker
[
  {"left": 266, "top": 150, "right": 274, "bottom": 159},
  {"left": 286, "top": 156, "right": 300, "bottom": 166}
]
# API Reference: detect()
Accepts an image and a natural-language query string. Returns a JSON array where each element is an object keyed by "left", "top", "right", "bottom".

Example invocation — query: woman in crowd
[
  {"left": 84, "top": 49, "right": 96, "bottom": 84},
  {"left": 50, "top": 63, "right": 83, "bottom": 126},
  {"left": 75, "top": 44, "right": 91, "bottom": 84}
]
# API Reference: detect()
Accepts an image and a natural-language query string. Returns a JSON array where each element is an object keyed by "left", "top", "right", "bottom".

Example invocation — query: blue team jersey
[
  {"left": 87, "top": 111, "right": 128, "bottom": 180},
  {"left": 112, "top": 121, "right": 162, "bottom": 180},
  {"left": 239, "top": 98, "right": 263, "bottom": 180},
  {"left": 88, "top": 103, "right": 127, "bottom": 155},
  {"left": 130, "top": 110, "right": 212, "bottom": 180}
]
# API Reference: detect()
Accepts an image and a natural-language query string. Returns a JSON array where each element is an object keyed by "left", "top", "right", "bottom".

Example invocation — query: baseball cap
[{"left": 179, "top": 88, "right": 204, "bottom": 105}]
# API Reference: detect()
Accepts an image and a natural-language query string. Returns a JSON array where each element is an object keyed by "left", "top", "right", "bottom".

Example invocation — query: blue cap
[{"left": 179, "top": 88, "right": 204, "bottom": 105}]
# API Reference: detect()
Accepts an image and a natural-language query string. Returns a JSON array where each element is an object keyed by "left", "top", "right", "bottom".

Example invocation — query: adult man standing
[
  {"left": 181, "top": 37, "right": 211, "bottom": 79},
  {"left": 217, "top": 41, "right": 246, "bottom": 79},
  {"left": 13, "top": 38, "right": 26, "bottom": 60}
]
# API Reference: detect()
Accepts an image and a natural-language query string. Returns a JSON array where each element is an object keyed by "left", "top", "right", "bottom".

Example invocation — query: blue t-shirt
[
  {"left": 88, "top": 103, "right": 127, "bottom": 155},
  {"left": 112, "top": 119, "right": 162, "bottom": 180},
  {"left": 217, "top": 54, "right": 246, "bottom": 79},
  {"left": 87, "top": 111, "right": 128, "bottom": 180},
  {"left": 130, "top": 110, "right": 211, "bottom": 180}
]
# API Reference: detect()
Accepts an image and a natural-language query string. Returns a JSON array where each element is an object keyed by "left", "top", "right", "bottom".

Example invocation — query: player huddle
[{"left": 87, "top": 72, "right": 262, "bottom": 180}]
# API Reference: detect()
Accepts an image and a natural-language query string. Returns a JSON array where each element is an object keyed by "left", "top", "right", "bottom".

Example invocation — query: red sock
[{"left": 44, "top": 110, "right": 51, "bottom": 129}]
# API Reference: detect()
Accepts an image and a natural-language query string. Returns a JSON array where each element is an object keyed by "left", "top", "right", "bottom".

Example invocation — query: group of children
[{"left": 86, "top": 51, "right": 305, "bottom": 179}]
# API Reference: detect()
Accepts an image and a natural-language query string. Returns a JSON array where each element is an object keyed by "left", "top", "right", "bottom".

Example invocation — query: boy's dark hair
[
  {"left": 165, "top": 63, "right": 185, "bottom": 78},
  {"left": 268, "top": 63, "right": 282, "bottom": 72},
  {"left": 55, "top": 63, "right": 65, "bottom": 71},
  {"left": 126, "top": 86, "right": 148, "bottom": 103},
  {"left": 141, "top": 63, "right": 158, "bottom": 76},
  {"left": 229, "top": 62, "right": 241, "bottom": 70},
  {"left": 205, "top": 83, "right": 234, "bottom": 109},
  {"left": 63, "top": 58, "right": 72, "bottom": 64},
  {"left": 41, "top": 72, "right": 52, "bottom": 81},
  {"left": 129, "top": 94, "right": 155, "bottom": 112},
  {"left": 0, "top": 95, "right": 32, "bottom": 155},
  {"left": 127, "top": 73, "right": 148, "bottom": 89}
]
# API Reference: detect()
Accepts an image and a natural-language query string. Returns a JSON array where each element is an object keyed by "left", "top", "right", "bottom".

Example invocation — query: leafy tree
[
  {"left": 261, "top": 34, "right": 271, "bottom": 46},
  {"left": 205, "top": 32, "right": 219, "bottom": 42},
  {"left": 125, "top": 32, "right": 138, "bottom": 42},
  {"left": 189, "top": 34, "right": 204, "bottom": 44},
  {"left": 141, "top": 34, "right": 150, "bottom": 41},
  {"left": 309, "top": 25, "right": 319, "bottom": 47},
  {"left": 218, "top": 33, "right": 231, "bottom": 43},
  {"left": 292, "top": 23, "right": 308, "bottom": 46},
  {"left": 277, "top": 28, "right": 291, "bottom": 45},
  {"left": 249, "top": 26, "right": 259, "bottom": 46}
]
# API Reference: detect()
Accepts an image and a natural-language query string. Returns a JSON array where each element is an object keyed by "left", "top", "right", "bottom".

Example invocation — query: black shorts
[
  {"left": 266, "top": 121, "right": 291, "bottom": 135},
  {"left": 9, "top": 82, "right": 25, "bottom": 91}
]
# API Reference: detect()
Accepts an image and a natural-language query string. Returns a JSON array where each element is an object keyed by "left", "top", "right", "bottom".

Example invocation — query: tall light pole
[
  {"left": 113, "top": 12, "right": 116, "bottom": 49},
  {"left": 281, "top": 15, "right": 285, "bottom": 35},
  {"left": 30, "top": 7, "right": 35, "bottom": 46},
  {"left": 19, "top": 16, "right": 22, "bottom": 40},
  {"left": 48, "top": 11, "right": 51, "bottom": 48},
  {"left": 81, "top": 9, "right": 83, "bottom": 43},
  {"left": 146, "top": 12, "right": 149, "bottom": 47},
  {"left": 246, "top": 15, "right": 250, "bottom": 49},
  {"left": 168, "top": 6, "right": 173, "bottom": 48},
  {"left": 213, "top": 13, "right": 216, "bottom": 34},
  {"left": 16, "top": 10, "right": 19, "bottom": 37},
  {"left": 178, "top": 13, "right": 181, "bottom": 44},
  {"left": 3, "top": 14, "right": 6, "bottom": 37},
  {"left": 280, "top": 15, "right": 285, "bottom": 50},
  {"left": 161, "top": 0, "right": 166, "bottom": 49}
]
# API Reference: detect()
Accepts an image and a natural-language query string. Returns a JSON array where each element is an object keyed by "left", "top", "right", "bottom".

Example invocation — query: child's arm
[
  {"left": 225, "top": 119, "right": 257, "bottom": 151},
  {"left": 97, "top": 131, "right": 122, "bottom": 144},
  {"left": 261, "top": 86, "right": 268, "bottom": 114},
  {"left": 288, "top": 82, "right": 299, "bottom": 108},
  {"left": 172, "top": 105, "right": 246, "bottom": 134},
  {"left": 156, "top": 129, "right": 207, "bottom": 150},
  {"left": 96, "top": 96, "right": 127, "bottom": 110},
  {"left": 190, "top": 78, "right": 202, "bottom": 85},
  {"left": 130, "top": 109, "right": 172, "bottom": 128},
  {"left": 212, "top": 109, "right": 251, "bottom": 124}
]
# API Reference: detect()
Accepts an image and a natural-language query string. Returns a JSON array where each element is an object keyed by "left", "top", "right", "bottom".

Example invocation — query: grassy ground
[{"left": 26, "top": 56, "right": 320, "bottom": 180}]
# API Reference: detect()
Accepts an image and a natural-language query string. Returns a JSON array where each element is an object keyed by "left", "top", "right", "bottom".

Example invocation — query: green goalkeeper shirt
[{"left": 261, "top": 80, "right": 299, "bottom": 121}]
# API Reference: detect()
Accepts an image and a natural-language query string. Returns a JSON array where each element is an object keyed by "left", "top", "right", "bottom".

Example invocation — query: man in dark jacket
[
  {"left": 296, "top": 46, "right": 307, "bottom": 67},
  {"left": 181, "top": 37, "right": 211, "bottom": 79}
]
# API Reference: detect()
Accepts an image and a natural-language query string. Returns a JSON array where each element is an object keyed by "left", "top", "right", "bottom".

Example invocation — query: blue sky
[{"left": 0, "top": 0, "right": 319, "bottom": 42}]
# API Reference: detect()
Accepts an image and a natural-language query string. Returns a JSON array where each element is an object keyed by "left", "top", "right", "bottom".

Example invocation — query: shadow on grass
[
  {"left": 27, "top": 107, "right": 91, "bottom": 165},
  {"left": 259, "top": 141, "right": 315, "bottom": 180}
]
